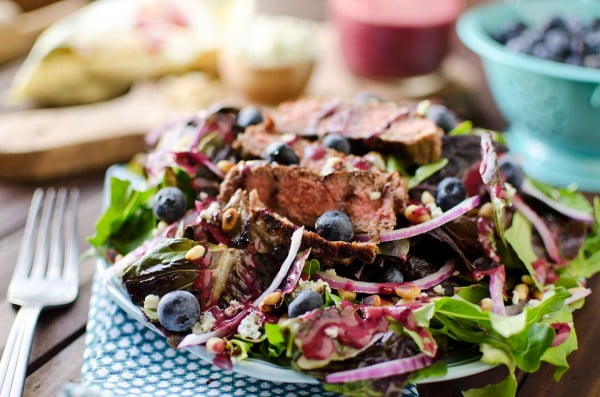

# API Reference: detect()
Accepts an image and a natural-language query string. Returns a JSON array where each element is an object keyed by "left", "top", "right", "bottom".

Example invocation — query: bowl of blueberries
[{"left": 457, "top": 0, "right": 600, "bottom": 191}]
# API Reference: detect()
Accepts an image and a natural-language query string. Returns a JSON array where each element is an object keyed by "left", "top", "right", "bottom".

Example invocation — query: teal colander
[{"left": 457, "top": 0, "right": 600, "bottom": 191}]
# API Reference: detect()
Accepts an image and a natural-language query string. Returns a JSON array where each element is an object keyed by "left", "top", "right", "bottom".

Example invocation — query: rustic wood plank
[
  {"left": 517, "top": 274, "right": 600, "bottom": 397},
  {"left": 23, "top": 333, "right": 85, "bottom": 397}
]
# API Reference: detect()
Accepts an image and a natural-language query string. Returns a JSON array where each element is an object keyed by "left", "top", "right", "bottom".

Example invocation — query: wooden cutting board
[{"left": 0, "top": 26, "right": 479, "bottom": 181}]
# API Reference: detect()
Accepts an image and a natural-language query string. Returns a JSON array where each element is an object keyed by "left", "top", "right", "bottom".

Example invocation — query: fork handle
[{"left": 0, "top": 306, "right": 42, "bottom": 397}]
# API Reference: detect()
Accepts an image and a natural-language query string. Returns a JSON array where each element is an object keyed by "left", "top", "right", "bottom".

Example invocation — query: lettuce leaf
[
  {"left": 505, "top": 211, "right": 543, "bottom": 290},
  {"left": 462, "top": 371, "right": 517, "bottom": 397},
  {"left": 88, "top": 177, "right": 157, "bottom": 254},
  {"left": 528, "top": 179, "right": 593, "bottom": 215},
  {"left": 408, "top": 158, "right": 448, "bottom": 189},
  {"left": 432, "top": 288, "right": 570, "bottom": 375}
]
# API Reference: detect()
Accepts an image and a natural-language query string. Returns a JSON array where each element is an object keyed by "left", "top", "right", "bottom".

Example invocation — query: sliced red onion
[
  {"left": 479, "top": 133, "right": 498, "bottom": 186},
  {"left": 512, "top": 195, "right": 562, "bottom": 263},
  {"left": 316, "top": 262, "right": 455, "bottom": 294},
  {"left": 253, "top": 227, "right": 304, "bottom": 306},
  {"left": 178, "top": 308, "right": 250, "bottom": 348},
  {"left": 564, "top": 288, "right": 591, "bottom": 305},
  {"left": 355, "top": 196, "right": 481, "bottom": 243},
  {"left": 521, "top": 179, "right": 594, "bottom": 224},
  {"left": 283, "top": 249, "right": 312, "bottom": 294},
  {"left": 174, "top": 151, "right": 225, "bottom": 179},
  {"left": 473, "top": 266, "right": 506, "bottom": 316},
  {"left": 550, "top": 323, "right": 571, "bottom": 347},
  {"left": 325, "top": 353, "right": 435, "bottom": 384}
]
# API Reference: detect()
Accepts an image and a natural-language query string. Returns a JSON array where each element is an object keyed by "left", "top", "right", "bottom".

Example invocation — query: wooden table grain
[{"left": 0, "top": 2, "right": 598, "bottom": 397}]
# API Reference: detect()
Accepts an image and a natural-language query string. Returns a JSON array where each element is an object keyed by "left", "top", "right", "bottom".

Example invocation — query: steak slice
[
  {"left": 223, "top": 190, "right": 378, "bottom": 266},
  {"left": 219, "top": 162, "right": 406, "bottom": 236},
  {"left": 269, "top": 98, "right": 443, "bottom": 164}
]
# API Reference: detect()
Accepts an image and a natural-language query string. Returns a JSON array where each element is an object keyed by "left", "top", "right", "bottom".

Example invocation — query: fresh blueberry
[
  {"left": 322, "top": 134, "right": 351, "bottom": 154},
  {"left": 288, "top": 290, "right": 323, "bottom": 318},
  {"left": 584, "top": 32, "right": 600, "bottom": 54},
  {"left": 570, "top": 36, "right": 586, "bottom": 56},
  {"left": 383, "top": 266, "right": 404, "bottom": 283},
  {"left": 544, "top": 29, "right": 570, "bottom": 58},
  {"left": 237, "top": 106, "right": 263, "bottom": 129},
  {"left": 435, "top": 177, "right": 466, "bottom": 211},
  {"left": 157, "top": 290, "right": 200, "bottom": 332},
  {"left": 498, "top": 157, "right": 525, "bottom": 189},
  {"left": 426, "top": 104, "right": 458, "bottom": 133},
  {"left": 529, "top": 43, "right": 556, "bottom": 60},
  {"left": 504, "top": 21, "right": 528, "bottom": 41},
  {"left": 153, "top": 187, "right": 187, "bottom": 223},
  {"left": 539, "top": 16, "right": 567, "bottom": 33},
  {"left": 315, "top": 210, "right": 354, "bottom": 242},
  {"left": 265, "top": 142, "right": 300, "bottom": 165},
  {"left": 507, "top": 30, "right": 542, "bottom": 54}
]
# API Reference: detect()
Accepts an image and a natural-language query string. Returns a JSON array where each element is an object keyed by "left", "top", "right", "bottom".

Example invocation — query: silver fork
[{"left": 0, "top": 187, "right": 79, "bottom": 397}]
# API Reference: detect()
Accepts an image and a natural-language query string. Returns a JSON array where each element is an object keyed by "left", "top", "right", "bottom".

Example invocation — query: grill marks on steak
[
  {"left": 223, "top": 190, "right": 378, "bottom": 266},
  {"left": 218, "top": 162, "right": 406, "bottom": 236},
  {"left": 268, "top": 98, "right": 443, "bottom": 164}
]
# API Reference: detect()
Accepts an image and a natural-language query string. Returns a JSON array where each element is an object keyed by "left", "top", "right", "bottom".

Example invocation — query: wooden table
[{"left": 0, "top": 3, "right": 599, "bottom": 397}]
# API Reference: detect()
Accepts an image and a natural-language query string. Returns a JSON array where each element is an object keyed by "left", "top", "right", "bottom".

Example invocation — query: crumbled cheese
[
  {"left": 324, "top": 326, "right": 339, "bottom": 338},
  {"left": 433, "top": 285, "right": 445, "bottom": 295},
  {"left": 192, "top": 312, "right": 216, "bottom": 334},
  {"left": 426, "top": 203, "right": 443, "bottom": 218},
  {"left": 511, "top": 290, "right": 520, "bottom": 305},
  {"left": 224, "top": 300, "right": 244, "bottom": 317},
  {"left": 143, "top": 294, "right": 160, "bottom": 311},
  {"left": 369, "top": 191, "right": 381, "bottom": 200},
  {"left": 199, "top": 201, "right": 221, "bottom": 222},
  {"left": 295, "top": 279, "right": 329, "bottom": 296},
  {"left": 237, "top": 312, "right": 263, "bottom": 340}
]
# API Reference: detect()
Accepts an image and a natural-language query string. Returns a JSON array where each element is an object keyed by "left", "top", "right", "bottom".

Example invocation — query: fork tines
[{"left": 13, "top": 188, "right": 80, "bottom": 282}]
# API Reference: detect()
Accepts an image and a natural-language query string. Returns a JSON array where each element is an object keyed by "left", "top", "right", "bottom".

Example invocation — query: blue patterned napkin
[{"left": 81, "top": 275, "right": 420, "bottom": 397}]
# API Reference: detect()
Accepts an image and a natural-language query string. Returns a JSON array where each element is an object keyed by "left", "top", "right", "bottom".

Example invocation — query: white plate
[
  {"left": 97, "top": 166, "right": 494, "bottom": 384},
  {"left": 97, "top": 256, "right": 493, "bottom": 385}
]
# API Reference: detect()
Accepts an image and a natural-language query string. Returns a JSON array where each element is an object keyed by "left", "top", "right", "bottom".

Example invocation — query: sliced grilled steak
[
  {"left": 269, "top": 98, "right": 443, "bottom": 164},
  {"left": 223, "top": 190, "right": 378, "bottom": 266},
  {"left": 219, "top": 162, "right": 406, "bottom": 236},
  {"left": 236, "top": 122, "right": 379, "bottom": 173}
]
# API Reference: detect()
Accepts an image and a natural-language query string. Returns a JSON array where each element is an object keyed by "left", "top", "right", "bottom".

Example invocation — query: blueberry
[
  {"left": 504, "top": 21, "right": 528, "bottom": 41},
  {"left": 322, "top": 134, "right": 351, "bottom": 154},
  {"left": 529, "top": 43, "right": 556, "bottom": 61},
  {"left": 435, "top": 177, "right": 466, "bottom": 211},
  {"left": 426, "top": 104, "right": 458, "bottom": 133},
  {"left": 288, "top": 290, "right": 323, "bottom": 318},
  {"left": 584, "top": 32, "right": 600, "bottom": 54},
  {"left": 237, "top": 106, "right": 263, "bottom": 129},
  {"left": 265, "top": 142, "right": 300, "bottom": 165},
  {"left": 544, "top": 29, "right": 570, "bottom": 58},
  {"left": 498, "top": 157, "right": 525, "bottom": 189},
  {"left": 383, "top": 266, "right": 404, "bottom": 283},
  {"left": 570, "top": 36, "right": 586, "bottom": 56},
  {"left": 153, "top": 187, "right": 187, "bottom": 223},
  {"left": 157, "top": 291, "right": 200, "bottom": 332},
  {"left": 315, "top": 210, "right": 354, "bottom": 242},
  {"left": 539, "top": 16, "right": 566, "bottom": 33},
  {"left": 507, "top": 30, "right": 542, "bottom": 54}
]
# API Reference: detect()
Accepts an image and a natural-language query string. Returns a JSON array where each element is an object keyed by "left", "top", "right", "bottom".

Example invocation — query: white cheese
[
  {"left": 192, "top": 312, "right": 216, "bottom": 334},
  {"left": 143, "top": 294, "right": 160, "bottom": 311},
  {"left": 237, "top": 312, "right": 263, "bottom": 340}
]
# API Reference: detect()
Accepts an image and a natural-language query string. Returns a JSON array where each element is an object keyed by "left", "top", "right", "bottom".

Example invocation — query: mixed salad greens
[{"left": 90, "top": 99, "right": 599, "bottom": 397}]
